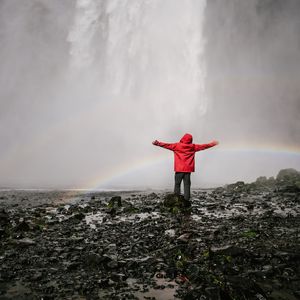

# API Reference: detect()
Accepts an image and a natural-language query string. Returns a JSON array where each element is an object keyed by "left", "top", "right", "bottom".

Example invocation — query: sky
[{"left": 0, "top": 0, "right": 299, "bottom": 189}]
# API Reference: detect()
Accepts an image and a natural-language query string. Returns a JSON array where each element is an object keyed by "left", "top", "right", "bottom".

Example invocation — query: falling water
[
  {"left": 67, "top": 0, "right": 208, "bottom": 122},
  {"left": 0, "top": 0, "right": 210, "bottom": 189},
  {"left": 67, "top": 0, "right": 101, "bottom": 69}
]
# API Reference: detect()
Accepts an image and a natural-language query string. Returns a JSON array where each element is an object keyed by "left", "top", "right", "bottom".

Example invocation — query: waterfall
[
  {"left": 67, "top": 0, "right": 208, "bottom": 122},
  {"left": 67, "top": 0, "right": 101, "bottom": 69}
]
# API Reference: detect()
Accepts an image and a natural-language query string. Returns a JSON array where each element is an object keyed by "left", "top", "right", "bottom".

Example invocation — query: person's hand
[
  {"left": 213, "top": 140, "right": 219, "bottom": 145},
  {"left": 152, "top": 140, "right": 158, "bottom": 145}
]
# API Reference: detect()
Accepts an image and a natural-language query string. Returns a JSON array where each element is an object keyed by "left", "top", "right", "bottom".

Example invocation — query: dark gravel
[{"left": 0, "top": 169, "right": 299, "bottom": 299}]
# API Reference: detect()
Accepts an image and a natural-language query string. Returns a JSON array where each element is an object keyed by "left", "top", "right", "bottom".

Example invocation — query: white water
[
  {"left": 1, "top": 1, "right": 300, "bottom": 190},
  {"left": 0, "top": 0, "right": 210, "bottom": 189},
  {"left": 67, "top": 0, "right": 208, "bottom": 121},
  {"left": 68, "top": 0, "right": 101, "bottom": 69}
]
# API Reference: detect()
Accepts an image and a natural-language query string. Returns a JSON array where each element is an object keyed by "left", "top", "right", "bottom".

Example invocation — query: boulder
[
  {"left": 275, "top": 168, "right": 300, "bottom": 193},
  {"left": 108, "top": 196, "right": 122, "bottom": 208},
  {"left": 163, "top": 194, "right": 191, "bottom": 211},
  {"left": 276, "top": 168, "right": 300, "bottom": 182},
  {"left": 14, "top": 221, "right": 31, "bottom": 232},
  {"left": 12, "top": 238, "right": 36, "bottom": 247},
  {"left": 0, "top": 209, "right": 9, "bottom": 226},
  {"left": 210, "top": 245, "right": 245, "bottom": 257}
]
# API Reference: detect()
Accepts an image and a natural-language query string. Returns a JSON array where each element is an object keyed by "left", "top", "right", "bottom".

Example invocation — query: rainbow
[
  {"left": 81, "top": 153, "right": 170, "bottom": 190},
  {"left": 79, "top": 142, "right": 300, "bottom": 190},
  {"left": 1, "top": 126, "right": 299, "bottom": 191}
]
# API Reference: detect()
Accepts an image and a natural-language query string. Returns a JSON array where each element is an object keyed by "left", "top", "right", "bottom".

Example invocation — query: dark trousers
[{"left": 174, "top": 172, "right": 191, "bottom": 201}]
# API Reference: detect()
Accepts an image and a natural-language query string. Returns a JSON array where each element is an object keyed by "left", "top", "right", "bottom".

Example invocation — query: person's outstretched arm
[
  {"left": 152, "top": 140, "right": 177, "bottom": 151},
  {"left": 194, "top": 140, "right": 219, "bottom": 152}
]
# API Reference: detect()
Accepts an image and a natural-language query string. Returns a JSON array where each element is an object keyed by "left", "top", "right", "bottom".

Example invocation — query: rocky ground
[{"left": 0, "top": 169, "right": 299, "bottom": 300}]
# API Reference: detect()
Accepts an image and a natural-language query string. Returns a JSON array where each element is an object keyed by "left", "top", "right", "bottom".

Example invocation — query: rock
[
  {"left": 205, "top": 286, "right": 221, "bottom": 299},
  {"left": 107, "top": 207, "right": 117, "bottom": 217},
  {"left": 165, "top": 229, "right": 176, "bottom": 237},
  {"left": 275, "top": 169, "right": 300, "bottom": 192},
  {"left": 163, "top": 194, "right": 191, "bottom": 211},
  {"left": 0, "top": 228, "right": 6, "bottom": 237},
  {"left": 123, "top": 201, "right": 138, "bottom": 213},
  {"left": 210, "top": 245, "right": 245, "bottom": 257},
  {"left": 276, "top": 168, "right": 300, "bottom": 182},
  {"left": 185, "top": 264, "right": 200, "bottom": 281},
  {"left": 246, "top": 203, "right": 255, "bottom": 210},
  {"left": 177, "top": 233, "right": 191, "bottom": 243},
  {"left": 111, "top": 273, "right": 127, "bottom": 282},
  {"left": 84, "top": 253, "right": 102, "bottom": 268},
  {"left": 32, "top": 272, "right": 43, "bottom": 281},
  {"left": 107, "top": 260, "right": 118, "bottom": 269},
  {"left": 226, "top": 181, "right": 246, "bottom": 191},
  {"left": 256, "top": 176, "right": 268, "bottom": 184},
  {"left": 14, "top": 220, "right": 31, "bottom": 232},
  {"left": 207, "top": 203, "right": 218, "bottom": 211},
  {"left": 108, "top": 196, "right": 122, "bottom": 208},
  {"left": 0, "top": 175, "right": 299, "bottom": 299},
  {"left": 1, "top": 281, "right": 34, "bottom": 299},
  {"left": 12, "top": 238, "right": 36, "bottom": 247},
  {"left": 147, "top": 192, "right": 158, "bottom": 200},
  {"left": 0, "top": 209, "right": 9, "bottom": 226},
  {"left": 72, "top": 213, "right": 85, "bottom": 221},
  {"left": 269, "top": 290, "right": 298, "bottom": 300}
]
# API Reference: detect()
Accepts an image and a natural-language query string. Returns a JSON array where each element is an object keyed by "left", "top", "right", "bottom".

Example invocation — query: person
[{"left": 152, "top": 133, "right": 218, "bottom": 202}]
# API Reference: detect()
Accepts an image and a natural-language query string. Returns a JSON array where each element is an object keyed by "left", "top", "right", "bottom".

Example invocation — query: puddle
[
  {"left": 85, "top": 212, "right": 105, "bottom": 229},
  {"left": 85, "top": 211, "right": 161, "bottom": 229},
  {"left": 127, "top": 276, "right": 179, "bottom": 300},
  {"left": 119, "top": 212, "right": 161, "bottom": 223},
  {"left": 190, "top": 199, "right": 300, "bottom": 220}
]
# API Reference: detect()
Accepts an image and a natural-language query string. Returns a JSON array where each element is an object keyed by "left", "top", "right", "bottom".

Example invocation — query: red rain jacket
[{"left": 154, "top": 133, "right": 217, "bottom": 173}]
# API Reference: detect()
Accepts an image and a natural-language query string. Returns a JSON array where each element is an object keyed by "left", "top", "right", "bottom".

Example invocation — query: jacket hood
[{"left": 180, "top": 133, "right": 193, "bottom": 144}]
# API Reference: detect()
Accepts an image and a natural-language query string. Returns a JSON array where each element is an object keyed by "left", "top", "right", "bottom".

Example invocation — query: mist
[{"left": 0, "top": 0, "right": 299, "bottom": 189}]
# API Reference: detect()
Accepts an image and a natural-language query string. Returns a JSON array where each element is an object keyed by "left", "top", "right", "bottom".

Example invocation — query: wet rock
[
  {"left": 177, "top": 233, "right": 191, "bottom": 243},
  {"left": 72, "top": 212, "right": 85, "bottom": 221},
  {"left": 210, "top": 245, "right": 245, "bottom": 257},
  {"left": 107, "top": 260, "right": 118, "bottom": 269},
  {"left": 1, "top": 281, "right": 34, "bottom": 300},
  {"left": 84, "top": 253, "right": 102, "bottom": 268},
  {"left": 0, "top": 228, "right": 5, "bottom": 237},
  {"left": 276, "top": 168, "right": 300, "bottom": 182},
  {"left": 247, "top": 203, "right": 255, "bottom": 210},
  {"left": 165, "top": 229, "right": 176, "bottom": 237},
  {"left": 107, "top": 207, "right": 117, "bottom": 217},
  {"left": 0, "top": 209, "right": 9, "bottom": 226},
  {"left": 0, "top": 174, "right": 299, "bottom": 299},
  {"left": 185, "top": 264, "right": 200, "bottom": 281},
  {"left": 14, "top": 220, "right": 31, "bottom": 232},
  {"left": 226, "top": 181, "right": 247, "bottom": 192},
  {"left": 108, "top": 196, "right": 122, "bottom": 208},
  {"left": 205, "top": 286, "right": 221, "bottom": 299},
  {"left": 12, "top": 238, "right": 36, "bottom": 247},
  {"left": 32, "top": 272, "right": 43, "bottom": 281},
  {"left": 111, "top": 272, "right": 127, "bottom": 282},
  {"left": 163, "top": 194, "right": 191, "bottom": 211},
  {"left": 269, "top": 289, "right": 298, "bottom": 300},
  {"left": 207, "top": 203, "right": 218, "bottom": 211},
  {"left": 147, "top": 192, "right": 158, "bottom": 200},
  {"left": 122, "top": 201, "right": 138, "bottom": 214}
]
